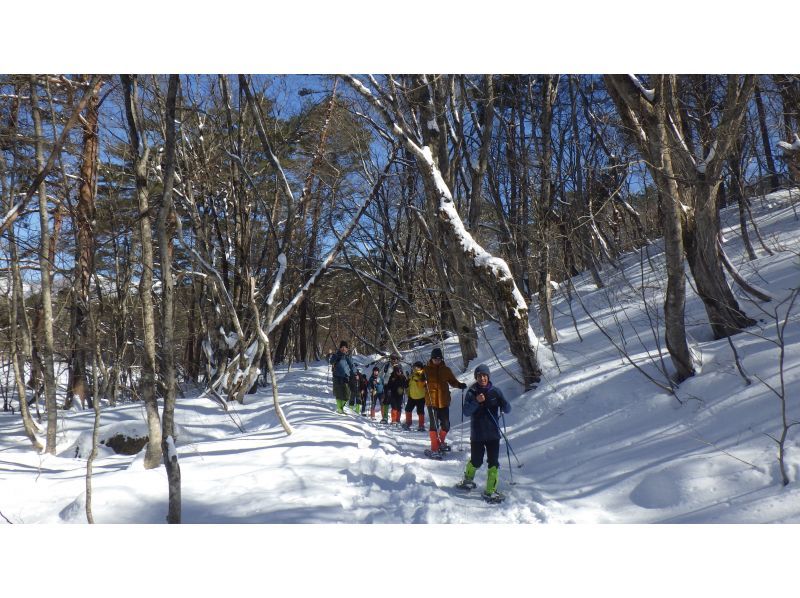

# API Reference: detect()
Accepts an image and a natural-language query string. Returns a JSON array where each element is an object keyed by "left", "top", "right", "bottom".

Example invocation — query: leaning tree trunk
[
  {"left": 6, "top": 224, "right": 43, "bottom": 452},
  {"left": 346, "top": 75, "right": 542, "bottom": 388},
  {"left": 121, "top": 74, "right": 163, "bottom": 469},
  {"left": 682, "top": 178, "right": 756, "bottom": 339}
]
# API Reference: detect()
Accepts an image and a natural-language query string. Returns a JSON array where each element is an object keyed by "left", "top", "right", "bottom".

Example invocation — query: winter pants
[
  {"left": 469, "top": 439, "right": 501, "bottom": 469},
  {"left": 348, "top": 381, "right": 359, "bottom": 408},
  {"left": 426, "top": 406, "right": 450, "bottom": 433},
  {"left": 404, "top": 398, "right": 425, "bottom": 415},
  {"left": 427, "top": 406, "right": 451, "bottom": 451},
  {"left": 332, "top": 377, "right": 351, "bottom": 412}
]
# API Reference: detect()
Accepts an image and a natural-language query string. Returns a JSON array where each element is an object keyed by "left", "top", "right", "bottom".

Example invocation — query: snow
[
  {"left": 3, "top": 189, "right": 799, "bottom": 595},
  {"left": 628, "top": 74, "right": 655, "bottom": 102},
  {"left": 778, "top": 133, "right": 800, "bottom": 152},
  {"left": 696, "top": 140, "right": 717, "bottom": 174}
]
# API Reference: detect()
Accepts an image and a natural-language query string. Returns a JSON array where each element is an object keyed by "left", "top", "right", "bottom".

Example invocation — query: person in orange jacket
[{"left": 423, "top": 347, "right": 466, "bottom": 454}]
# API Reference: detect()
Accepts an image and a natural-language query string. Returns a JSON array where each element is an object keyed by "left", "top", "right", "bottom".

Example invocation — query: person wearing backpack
[
  {"left": 402, "top": 361, "right": 427, "bottom": 431},
  {"left": 382, "top": 353, "right": 401, "bottom": 386},
  {"left": 328, "top": 340, "right": 355, "bottom": 414},
  {"left": 423, "top": 347, "right": 466, "bottom": 454},
  {"left": 457, "top": 364, "right": 511, "bottom": 503}
]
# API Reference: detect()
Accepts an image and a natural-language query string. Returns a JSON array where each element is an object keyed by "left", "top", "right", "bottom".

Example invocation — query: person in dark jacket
[
  {"left": 458, "top": 364, "right": 511, "bottom": 501},
  {"left": 328, "top": 340, "right": 355, "bottom": 414},
  {"left": 358, "top": 374, "right": 368, "bottom": 415},
  {"left": 384, "top": 365, "right": 408, "bottom": 425},
  {"left": 350, "top": 368, "right": 362, "bottom": 412}
]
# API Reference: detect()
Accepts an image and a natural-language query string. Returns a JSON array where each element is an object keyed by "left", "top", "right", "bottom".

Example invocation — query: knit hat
[
  {"left": 431, "top": 348, "right": 443, "bottom": 360},
  {"left": 339, "top": 340, "right": 349, "bottom": 348},
  {"left": 413, "top": 361, "right": 424, "bottom": 369},
  {"left": 474, "top": 364, "right": 491, "bottom": 379}
]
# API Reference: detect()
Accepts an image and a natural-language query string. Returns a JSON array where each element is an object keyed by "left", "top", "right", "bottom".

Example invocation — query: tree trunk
[
  {"left": 682, "top": 180, "right": 756, "bottom": 338},
  {"left": 121, "top": 74, "right": 163, "bottom": 469},
  {"left": 28, "top": 75, "right": 58, "bottom": 450},
  {"left": 654, "top": 93, "right": 695, "bottom": 382},
  {"left": 753, "top": 80, "right": 781, "bottom": 193},
  {"left": 68, "top": 76, "right": 102, "bottom": 410},
  {"left": 158, "top": 75, "right": 181, "bottom": 523}
]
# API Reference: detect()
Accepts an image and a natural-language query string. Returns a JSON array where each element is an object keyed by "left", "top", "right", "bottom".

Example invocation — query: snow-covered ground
[{"left": 2, "top": 189, "right": 799, "bottom": 595}]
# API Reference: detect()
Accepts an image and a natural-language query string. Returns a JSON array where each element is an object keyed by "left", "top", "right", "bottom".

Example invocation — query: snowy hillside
[{"left": 2, "top": 189, "right": 799, "bottom": 593}]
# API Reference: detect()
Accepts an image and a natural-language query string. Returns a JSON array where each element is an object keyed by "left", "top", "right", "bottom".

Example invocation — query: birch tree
[{"left": 121, "top": 74, "right": 162, "bottom": 469}]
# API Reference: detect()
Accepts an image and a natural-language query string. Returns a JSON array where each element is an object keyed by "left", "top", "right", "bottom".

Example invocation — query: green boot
[
  {"left": 335, "top": 399, "right": 345, "bottom": 414},
  {"left": 457, "top": 461, "right": 478, "bottom": 490},
  {"left": 485, "top": 466, "right": 499, "bottom": 495}
]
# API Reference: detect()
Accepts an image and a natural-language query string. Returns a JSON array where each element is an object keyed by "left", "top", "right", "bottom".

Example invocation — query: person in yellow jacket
[
  {"left": 423, "top": 347, "right": 466, "bottom": 454},
  {"left": 403, "top": 361, "right": 428, "bottom": 431}
]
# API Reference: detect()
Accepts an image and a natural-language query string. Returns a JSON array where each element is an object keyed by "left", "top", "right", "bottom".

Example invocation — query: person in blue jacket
[
  {"left": 367, "top": 367, "right": 385, "bottom": 419},
  {"left": 328, "top": 340, "right": 355, "bottom": 414},
  {"left": 457, "top": 364, "right": 511, "bottom": 501}
]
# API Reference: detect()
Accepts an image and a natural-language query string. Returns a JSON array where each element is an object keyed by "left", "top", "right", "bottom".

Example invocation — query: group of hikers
[{"left": 327, "top": 340, "right": 511, "bottom": 503}]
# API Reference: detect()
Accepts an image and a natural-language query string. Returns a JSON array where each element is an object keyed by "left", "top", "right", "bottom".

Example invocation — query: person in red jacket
[{"left": 423, "top": 347, "right": 466, "bottom": 454}]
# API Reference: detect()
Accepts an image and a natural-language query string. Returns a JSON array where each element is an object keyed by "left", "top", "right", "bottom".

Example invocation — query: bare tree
[
  {"left": 158, "top": 75, "right": 181, "bottom": 523},
  {"left": 121, "top": 74, "right": 163, "bottom": 469},
  {"left": 345, "top": 75, "right": 542, "bottom": 388}
]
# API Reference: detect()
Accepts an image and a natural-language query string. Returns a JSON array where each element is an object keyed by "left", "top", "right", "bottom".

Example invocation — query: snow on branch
[
  {"left": 628, "top": 74, "right": 655, "bottom": 102},
  {"left": 695, "top": 140, "right": 717, "bottom": 174},
  {"left": 778, "top": 134, "right": 800, "bottom": 152},
  {"left": 266, "top": 149, "right": 398, "bottom": 335}
]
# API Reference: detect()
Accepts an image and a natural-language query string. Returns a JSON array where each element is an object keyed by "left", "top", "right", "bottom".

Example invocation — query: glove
[{"left": 459, "top": 382, "right": 467, "bottom": 389}]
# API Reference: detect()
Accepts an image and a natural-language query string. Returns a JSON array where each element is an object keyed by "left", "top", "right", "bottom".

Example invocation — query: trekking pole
[
  {"left": 500, "top": 411, "right": 523, "bottom": 467},
  {"left": 459, "top": 388, "right": 465, "bottom": 452},
  {"left": 488, "top": 410, "right": 523, "bottom": 468},
  {"left": 487, "top": 411, "right": 517, "bottom": 486},
  {"left": 423, "top": 380, "right": 442, "bottom": 445}
]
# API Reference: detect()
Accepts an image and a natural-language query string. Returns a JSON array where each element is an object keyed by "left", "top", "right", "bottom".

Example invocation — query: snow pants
[
  {"left": 469, "top": 439, "right": 501, "bottom": 469},
  {"left": 427, "top": 406, "right": 450, "bottom": 433},
  {"left": 332, "top": 377, "right": 351, "bottom": 413},
  {"left": 405, "top": 397, "right": 425, "bottom": 415}
]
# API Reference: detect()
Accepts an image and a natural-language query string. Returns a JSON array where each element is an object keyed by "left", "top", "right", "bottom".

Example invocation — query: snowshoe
[
  {"left": 439, "top": 442, "right": 452, "bottom": 452},
  {"left": 482, "top": 491, "right": 505, "bottom": 504},
  {"left": 401, "top": 423, "right": 410, "bottom": 431},
  {"left": 424, "top": 449, "right": 443, "bottom": 460},
  {"left": 379, "top": 419, "right": 388, "bottom": 424},
  {"left": 455, "top": 479, "right": 477, "bottom": 491},
  {"left": 416, "top": 426, "right": 426, "bottom": 432}
]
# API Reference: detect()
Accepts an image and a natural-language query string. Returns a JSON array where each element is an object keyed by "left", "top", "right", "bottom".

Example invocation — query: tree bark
[
  {"left": 121, "top": 74, "right": 163, "bottom": 469},
  {"left": 28, "top": 75, "right": 59, "bottom": 451},
  {"left": 158, "top": 75, "right": 181, "bottom": 523},
  {"left": 753, "top": 79, "right": 781, "bottom": 193},
  {"left": 68, "top": 76, "right": 102, "bottom": 410}
]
